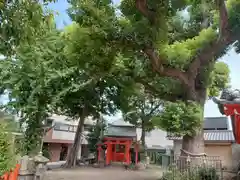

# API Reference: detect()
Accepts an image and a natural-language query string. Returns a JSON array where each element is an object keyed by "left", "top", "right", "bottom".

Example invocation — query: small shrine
[
  {"left": 97, "top": 119, "right": 140, "bottom": 166},
  {"left": 213, "top": 89, "right": 240, "bottom": 144}
]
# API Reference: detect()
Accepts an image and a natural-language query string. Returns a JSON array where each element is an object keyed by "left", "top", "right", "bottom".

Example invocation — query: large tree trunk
[
  {"left": 181, "top": 129, "right": 205, "bottom": 156},
  {"left": 180, "top": 89, "right": 206, "bottom": 158},
  {"left": 64, "top": 108, "right": 86, "bottom": 168}
]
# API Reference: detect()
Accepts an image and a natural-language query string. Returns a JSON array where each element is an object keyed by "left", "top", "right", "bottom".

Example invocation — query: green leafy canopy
[
  {"left": 152, "top": 101, "right": 203, "bottom": 136},
  {"left": 0, "top": 0, "right": 240, "bottom": 154}
]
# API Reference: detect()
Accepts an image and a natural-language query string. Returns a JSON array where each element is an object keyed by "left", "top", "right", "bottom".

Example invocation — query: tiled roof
[
  {"left": 167, "top": 130, "right": 234, "bottom": 142},
  {"left": 50, "top": 114, "right": 95, "bottom": 126},
  {"left": 110, "top": 119, "right": 134, "bottom": 127},
  {"left": 105, "top": 126, "right": 136, "bottom": 137}
]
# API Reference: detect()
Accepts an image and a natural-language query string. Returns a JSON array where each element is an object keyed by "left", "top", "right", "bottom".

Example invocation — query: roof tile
[{"left": 168, "top": 130, "right": 234, "bottom": 142}]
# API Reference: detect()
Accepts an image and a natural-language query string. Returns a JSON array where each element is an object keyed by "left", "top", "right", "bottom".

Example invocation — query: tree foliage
[
  {"left": 0, "top": 0, "right": 239, "bottom": 162},
  {"left": 0, "top": 0, "right": 55, "bottom": 56},
  {"left": 122, "top": 90, "right": 162, "bottom": 132},
  {"left": 122, "top": 90, "right": 162, "bottom": 154},
  {"left": 0, "top": 0, "right": 136, "bottom": 165},
  {"left": 152, "top": 101, "right": 203, "bottom": 136},
  {"left": 87, "top": 119, "right": 106, "bottom": 154},
  {"left": 0, "top": 122, "right": 17, "bottom": 176},
  {"left": 64, "top": 0, "right": 238, "bottom": 155}
]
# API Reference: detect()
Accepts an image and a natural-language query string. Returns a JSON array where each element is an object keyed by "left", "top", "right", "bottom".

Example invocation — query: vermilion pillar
[
  {"left": 125, "top": 141, "right": 130, "bottom": 165},
  {"left": 235, "top": 114, "right": 240, "bottom": 144},
  {"left": 223, "top": 104, "right": 240, "bottom": 144},
  {"left": 108, "top": 143, "right": 112, "bottom": 164},
  {"left": 113, "top": 144, "right": 116, "bottom": 161},
  {"left": 106, "top": 142, "right": 111, "bottom": 165},
  {"left": 135, "top": 143, "right": 138, "bottom": 165}
]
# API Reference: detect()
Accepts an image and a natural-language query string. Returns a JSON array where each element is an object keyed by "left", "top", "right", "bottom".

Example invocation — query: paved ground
[{"left": 44, "top": 166, "right": 163, "bottom": 180}]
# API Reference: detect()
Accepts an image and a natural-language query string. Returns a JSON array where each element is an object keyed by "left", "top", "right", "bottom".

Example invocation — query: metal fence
[
  {"left": 147, "top": 151, "right": 173, "bottom": 167},
  {"left": 149, "top": 154, "right": 225, "bottom": 180}
]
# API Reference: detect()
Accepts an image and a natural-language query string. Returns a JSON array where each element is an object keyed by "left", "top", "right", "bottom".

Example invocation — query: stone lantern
[
  {"left": 33, "top": 152, "right": 49, "bottom": 180},
  {"left": 18, "top": 156, "right": 35, "bottom": 180}
]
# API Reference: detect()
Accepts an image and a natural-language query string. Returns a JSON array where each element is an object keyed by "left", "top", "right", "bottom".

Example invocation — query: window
[
  {"left": 54, "top": 123, "right": 69, "bottom": 131},
  {"left": 84, "top": 125, "right": 92, "bottom": 131},
  {"left": 54, "top": 122, "right": 61, "bottom": 130},
  {"left": 216, "top": 128, "right": 227, "bottom": 130},
  {"left": 46, "top": 119, "right": 53, "bottom": 127},
  {"left": 203, "top": 128, "right": 227, "bottom": 130},
  {"left": 68, "top": 125, "right": 75, "bottom": 132},
  {"left": 60, "top": 124, "right": 69, "bottom": 131}
]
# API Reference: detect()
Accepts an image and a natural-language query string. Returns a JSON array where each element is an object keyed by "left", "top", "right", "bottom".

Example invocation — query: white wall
[
  {"left": 52, "top": 130, "right": 89, "bottom": 144},
  {"left": 52, "top": 130, "right": 74, "bottom": 141},
  {"left": 137, "top": 128, "right": 173, "bottom": 148},
  {"left": 173, "top": 140, "right": 182, "bottom": 156}
]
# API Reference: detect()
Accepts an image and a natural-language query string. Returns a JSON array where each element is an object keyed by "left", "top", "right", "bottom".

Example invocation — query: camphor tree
[
  {"left": 1, "top": 1, "right": 138, "bottom": 167},
  {"left": 0, "top": 0, "right": 57, "bottom": 154},
  {"left": 0, "top": 28, "right": 60, "bottom": 155},
  {"left": 65, "top": 0, "right": 240, "bottom": 157},
  {"left": 57, "top": 22, "right": 140, "bottom": 167}
]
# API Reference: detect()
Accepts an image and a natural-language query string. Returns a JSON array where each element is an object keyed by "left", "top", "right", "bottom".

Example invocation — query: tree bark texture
[
  {"left": 64, "top": 108, "right": 86, "bottom": 168},
  {"left": 180, "top": 89, "right": 206, "bottom": 157}
]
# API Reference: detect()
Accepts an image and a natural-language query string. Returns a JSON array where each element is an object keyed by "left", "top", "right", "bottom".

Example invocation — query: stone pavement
[{"left": 44, "top": 166, "right": 163, "bottom": 180}]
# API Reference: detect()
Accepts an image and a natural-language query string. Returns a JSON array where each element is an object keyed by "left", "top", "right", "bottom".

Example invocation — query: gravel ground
[{"left": 44, "top": 166, "right": 163, "bottom": 180}]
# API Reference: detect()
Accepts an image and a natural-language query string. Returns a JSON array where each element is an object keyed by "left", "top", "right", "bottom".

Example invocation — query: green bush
[
  {"left": 160, "top": 166, "right": 219, "bottom": 180},
  {"left": 0, "top": 123, "right": 17, "bottom": 176},
  {"left": 197, "top": 167, "right": 219, "bottom": 180}
]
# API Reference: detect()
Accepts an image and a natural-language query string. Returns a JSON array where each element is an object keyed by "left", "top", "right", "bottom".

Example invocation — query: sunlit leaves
[
  {"left": 0, "top": 122, "right": 17, "bottom": 176},
  {"left": 160, "top": 28, "right": 217, "bottom": 70},
  {"left": 0, "top": 0, "right": 54, "bottom": 56},
  {"left": 152, "top": 101, "right": 203, "bottom": 136},
  {"left": 122, "top": 91, "right": 162, "bottom": 135},
  {"left": 208, "top": 62, "right": 230, "bottom": 97}
]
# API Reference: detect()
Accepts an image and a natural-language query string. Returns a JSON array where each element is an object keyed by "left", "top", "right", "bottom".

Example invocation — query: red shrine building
[{"left": 97, "top": 120, "right": 140, "bottom": 165}]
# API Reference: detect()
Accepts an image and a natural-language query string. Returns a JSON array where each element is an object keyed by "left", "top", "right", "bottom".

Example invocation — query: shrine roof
[
  {"left": 167, "top": 130, "right": 234, "bottom": 142},
  {"left": 104, "top": 125, "right": 136, "bottom": 137},
  {"left": 109, "top": 118, "right": 134, "bottom": 127},
  {"left": 212, "top": 97, "right": 240, "bottom": 105}
]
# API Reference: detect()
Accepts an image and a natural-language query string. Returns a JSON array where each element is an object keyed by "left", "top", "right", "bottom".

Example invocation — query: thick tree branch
[
  {"left": 135, "top": 78, "right": 184, "bottom": 102},
  {"left": 144, "top": 48, "right": 190, "bottom": 87},
  {"left": 187, "top": 0, "right": 233, "bottom": 81},
  {"left": 134, "top": 0, "right": 191, "bottom": 88},
  {"left": 218, "top": 0, "right": 229, "bottom": 39},
  {"left": 135, "top": 0, "right": 156, "bottom": 24},
  {"left": 146, "top": 103, "right": 162, "bottom": 117}
]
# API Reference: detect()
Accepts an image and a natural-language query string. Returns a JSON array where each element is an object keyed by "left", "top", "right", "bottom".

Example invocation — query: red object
[
  {"left": 1, "top": 173, "right": 9, "bottom": 180},
  {"left": 223, "top": 104, "right": 240, "bottom": 144},
  {"left": 97, "top": 137, "right": 139, "bottom": 166},
  {"left": 9, "top": 164, "right": 20, "bottom": 180},
  {"left": 135, "top": 143, "right": 138, "bottom": 164},
  {"left": 1, "top": 164, "right": 20, "bottom": 180}
]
